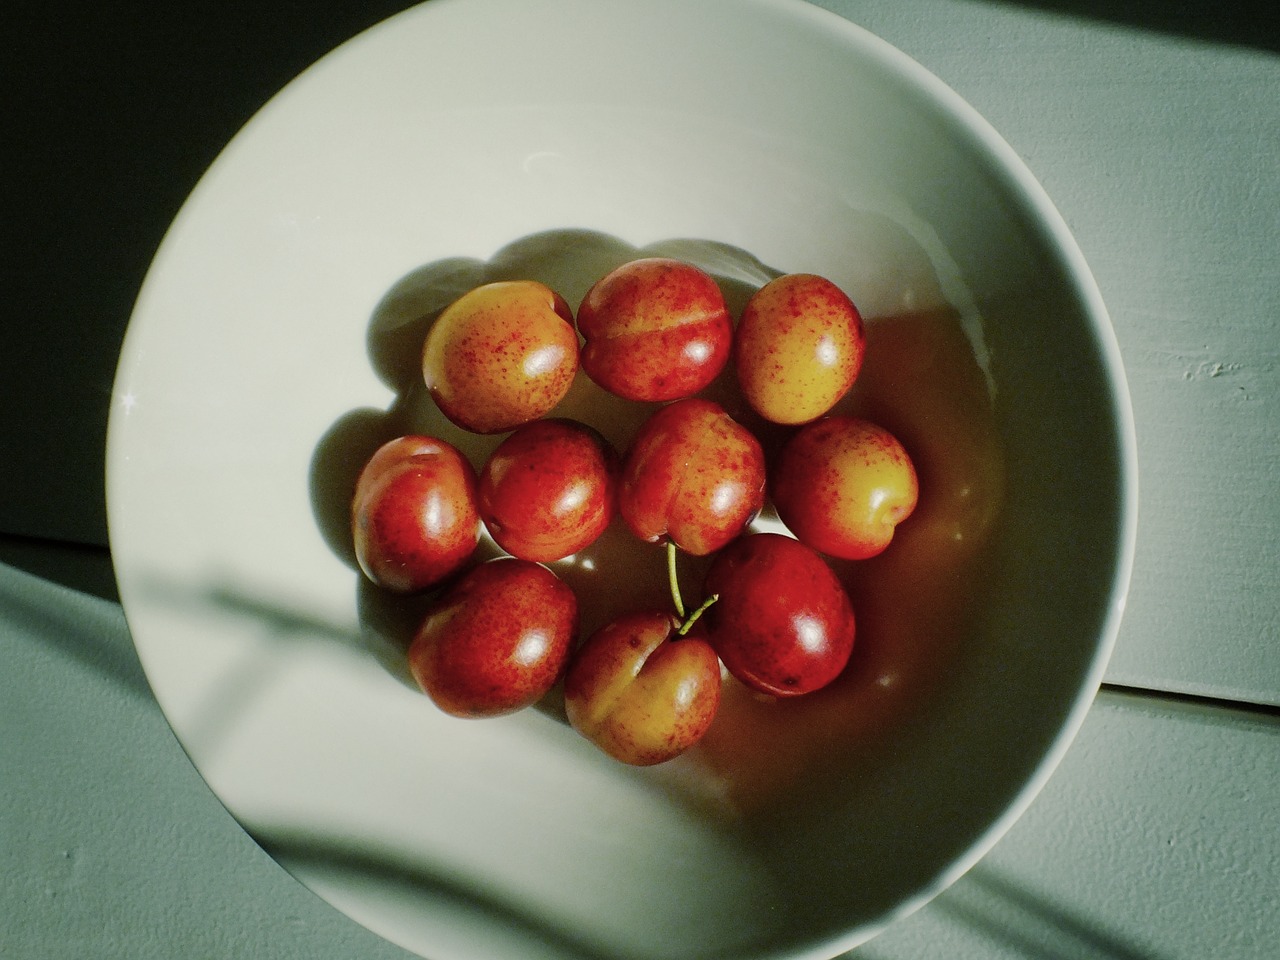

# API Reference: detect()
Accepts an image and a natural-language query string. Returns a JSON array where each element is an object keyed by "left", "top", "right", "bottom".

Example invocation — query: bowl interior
[{"left": 107, "top": 1, "right": 1136, "bottom": 958}]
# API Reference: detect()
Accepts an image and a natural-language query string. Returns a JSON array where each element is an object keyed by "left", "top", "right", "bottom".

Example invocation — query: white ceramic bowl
[{"left": 107, "top": 1, "right": 1138, "bottom": 958}]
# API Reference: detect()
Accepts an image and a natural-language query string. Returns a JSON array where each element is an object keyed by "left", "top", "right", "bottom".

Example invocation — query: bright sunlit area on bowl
[{"left": 105, "top": 1, "right": 1137, "bottom": 959}]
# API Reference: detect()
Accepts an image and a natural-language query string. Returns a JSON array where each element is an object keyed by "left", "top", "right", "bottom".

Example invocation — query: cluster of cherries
[{"left": 350, "top": 258, "right": 918, "bottom": 766}]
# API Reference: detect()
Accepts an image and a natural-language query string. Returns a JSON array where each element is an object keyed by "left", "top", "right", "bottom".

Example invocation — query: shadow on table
[
  {"left": 853, "top": 865, "right": 1165, "bottom": 959},
  {"left": 982, "top": 0, "right": 1280, "bottom": 53},
  {"left": 0, "top": 534, "right": 119, "bottom": 603},
  {"left": 259, "top": 822, "right": 1168, "bottom": 960},
  {"left": 258, "top": 825, "right": 1172, "bottom": 960},
  {"left": 1, "top": 551, "right": 150, "bottom": 702},
  {"left": 261, "top": 829, "right": 622, "bottom": 960}
]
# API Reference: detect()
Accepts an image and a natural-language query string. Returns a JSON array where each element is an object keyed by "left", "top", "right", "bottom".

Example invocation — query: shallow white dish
[{"left": 107, "top": 1, "right": 1138, "bottom": 958}]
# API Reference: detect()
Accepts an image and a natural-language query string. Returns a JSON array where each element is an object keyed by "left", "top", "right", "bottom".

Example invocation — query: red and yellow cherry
[
  {"left": 772, "top": 416, "right": 918, "bottom": 560},
  {"left": 564, "top": 610, "right": 722, "bottom": 766},
  {"left": 576, "top": 257, "right": 732, "bottom": 402},
  {"left": 408, "top": 558, "right": 577, "bottom": 718},
  {"left": 478, "top": 418, "right": 619, "bottom": 563},
  {"left": 734, "top": 273, "right": 866, "bottom": 425},
  {"left": 351, "top": 435, "right": 481, "bottom": 593},
  {"left": 702, "top": 533, "right": 855, "bottom": 697},
  {"left": 618, "top": 398, "right": 765, "bottom": 556},
  {"left": 422, "top": 280, "right": 578, "bottom": 434}
]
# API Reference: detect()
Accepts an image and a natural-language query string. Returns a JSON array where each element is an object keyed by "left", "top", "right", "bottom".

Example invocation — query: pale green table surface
[{"left": 4, "top": 1, "right": 1279, "bottom": 958}]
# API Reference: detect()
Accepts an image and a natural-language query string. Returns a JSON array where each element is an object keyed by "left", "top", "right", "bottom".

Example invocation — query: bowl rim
[{"left": 105, "top": 1, "right": 1141, "bottom": 957}]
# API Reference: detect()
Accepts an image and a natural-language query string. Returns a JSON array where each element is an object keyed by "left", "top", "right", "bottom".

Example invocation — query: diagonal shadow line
[
  {"left": 1101, "top": 682, "right": 1280, "bottom": 721},
  {"left": 261, "top": 828, "right": 624, "bottom": 960},
  {"left": 0, "top": 534, "right": 119, "bottom": 602},
  {"left": 930, "top": 866, "right": 1167, "bottom": 960},
  {"left": 977, "top": 0, "right": 1280, "bottom": 53},
  {"left": 132, "top": 577, "right": 418, "bottom": 760},
  {"left": 2, "top": 559, "right": 153, "bottom": 702}
]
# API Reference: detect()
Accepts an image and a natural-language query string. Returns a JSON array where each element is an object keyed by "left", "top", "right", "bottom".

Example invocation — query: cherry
[
  {"left": 563, "top": 540, "right": 724, "bottom": 765},
  {"left": 564, "top": 609, "right": 721, "bottom": 766},
  {"left": 478, "top": 418, "right": 619, "bottom": 562},
  {"left": 408, "top": 558, "right": 577, "bottom": 718},
  {"left": 422, "top": 280, "right": 579, "bottom": 434},
  {"left": 702, "top": 533, "right": 855, "bottom": 697},
  {"left": 734, "top": 273, "right": 865, "bottom": 425},
  {"left": 772, "top": 415, "right": 918, "bottom": 560},
  {"left": 618, "top": 397, "right": 765, "bottom": 556},
  {"left": 576, "top": 257, "right": 732, "bottom": 402},
  {"left": 351, "top": 435, "right": 480, "bottom": 593}
]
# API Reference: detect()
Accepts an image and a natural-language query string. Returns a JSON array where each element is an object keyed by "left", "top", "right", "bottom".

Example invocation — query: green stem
[
  {"left": 667, "top": 540, "right": 718, "bottom": 636},
  {"left": 667, "top": 540, "right": 685, "bottom": 619},
  {"left": 677, "top": 593, "right": 719, "bottom": 636}
]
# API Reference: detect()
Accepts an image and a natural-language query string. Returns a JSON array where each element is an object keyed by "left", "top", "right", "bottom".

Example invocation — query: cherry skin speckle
[
  {"left": 773, "top": 416, "right": 919, "bottom": 560},
  {"left": 408, "top": 558, "right": 577, "bottom": 718},
  {"left": 735, "top": 273, "right": 865, "bottom": 425},
  {"left": 351, "top": 436, "right": 481, "bottom": 593},
  {"left": 577, "top": 258, "right": 732, "bottom": 402},
  {"left": 703, "top": 533, "right": 855, "bottom": 697},
  {"left": 478, "top": 418, "right": 619, "bottom": 562}
]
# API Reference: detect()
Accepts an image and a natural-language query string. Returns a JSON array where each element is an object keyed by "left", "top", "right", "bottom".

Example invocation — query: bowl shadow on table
[
  {"left": 260, "top": 826, "right": 634, "bottom": 960},
  {"left": 854, "top": 864, "right": 1166, "bottom": 960},
  {"left": 985, "top": 0, "right": 1280, "bottom": 54}
]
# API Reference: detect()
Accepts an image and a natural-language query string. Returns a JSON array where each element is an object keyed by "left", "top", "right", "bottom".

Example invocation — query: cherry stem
[
  {"left": 667, "top": 540, "right": 686, "bottom": 619},
  {"left": 678, "top": 593, "right": 719, "bottom": 636},
  {"left": 666, "top": 540, "right": 718, "bottom": 636}
]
